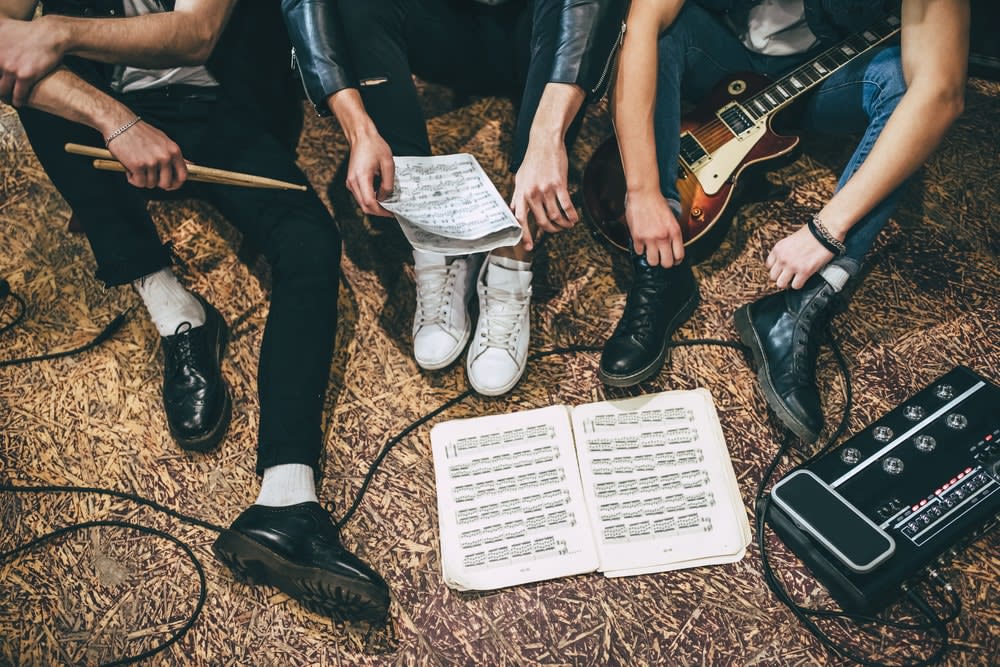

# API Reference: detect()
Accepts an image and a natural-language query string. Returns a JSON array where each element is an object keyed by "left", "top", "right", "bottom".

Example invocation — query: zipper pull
[{"left": 290, "top": 47, "right": 297, "bottom": 71}]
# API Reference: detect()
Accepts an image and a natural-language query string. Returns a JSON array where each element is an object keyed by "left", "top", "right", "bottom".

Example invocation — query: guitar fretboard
[{"left": 742, "top": 15, "right": 901, "bottom": 121}]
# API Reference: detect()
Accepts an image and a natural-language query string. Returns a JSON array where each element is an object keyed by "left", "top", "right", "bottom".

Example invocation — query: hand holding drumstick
[{"left": 65, "top": 143, "right": 307, "bottom": 191}]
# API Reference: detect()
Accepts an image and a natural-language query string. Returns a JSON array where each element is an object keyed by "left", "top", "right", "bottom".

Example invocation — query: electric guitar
[{"left": 582, "top": 14, "right": 901, "bottom": 255}]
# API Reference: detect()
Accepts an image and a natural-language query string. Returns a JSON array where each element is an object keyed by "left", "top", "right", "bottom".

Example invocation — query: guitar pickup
[{"left": 718, "top": 102, "right": 756, "bottom": 136}]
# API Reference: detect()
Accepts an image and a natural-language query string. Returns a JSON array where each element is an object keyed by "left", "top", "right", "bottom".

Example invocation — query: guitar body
[{"left": 583, "top": 71, "right": 799, "bottom": 256}]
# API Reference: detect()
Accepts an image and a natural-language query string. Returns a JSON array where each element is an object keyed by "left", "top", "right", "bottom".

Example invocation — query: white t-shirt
[
  {"left": 111, "top": 0, "right": 218, "bottom": 93},
  {"left": 739, "top": 0, "right": 819, "bottom": 56}
]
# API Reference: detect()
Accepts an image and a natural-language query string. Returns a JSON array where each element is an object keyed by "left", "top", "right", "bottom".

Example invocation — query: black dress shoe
[
  {"left": 734, "top": 273, "right": 838, "bottom": 442},
  {"left": 599, "top": 258, "right": 700, "bottom": 387},
  {"left": 212, "top": 502, "right": 391, "bottom": 624},
  {"left": 161, "top": 295, "right": 231, "bottom": 451}
]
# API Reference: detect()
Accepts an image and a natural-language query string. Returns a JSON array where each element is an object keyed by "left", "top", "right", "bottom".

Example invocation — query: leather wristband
[{"left": 807, "top": 214, "right": 846, "bottom": 256}]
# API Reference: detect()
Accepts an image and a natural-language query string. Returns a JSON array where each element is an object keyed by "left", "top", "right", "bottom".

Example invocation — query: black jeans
[
  {"left": 17, "top": 57, "right": 341, "bottom": 475},
  {"left": 337, "top": 0, "right": 576, "bottom": 171}
]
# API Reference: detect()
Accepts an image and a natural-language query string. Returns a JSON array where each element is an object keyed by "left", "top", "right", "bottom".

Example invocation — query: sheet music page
[
  {"left": 380, "top": 154, "right": 522, "bottom": 254},
  {"left": 570, "top": 389, "right": 751, "bottom": 576},
  {"left": 430, "top": 405, "right": 599, "bottom": 591}
]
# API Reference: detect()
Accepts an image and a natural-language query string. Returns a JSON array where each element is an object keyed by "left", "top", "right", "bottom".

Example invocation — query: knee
[
  {"left": 865, "top": 47, "right": 907, "bottom": 119},
  {"left": 269, "top": 220, "right": 342, "bottom": 285}
]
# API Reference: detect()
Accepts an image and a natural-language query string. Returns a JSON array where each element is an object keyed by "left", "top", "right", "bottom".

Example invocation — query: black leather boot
[
  {"left": 599, "top": 257, "right": 700, "bottom": 387},
  {"left": 161, "top": 295, "right": 231, "bottom": 452},
  {"left": 734, "top": 272, "right": 841, "bottom": 442},
  {"left": 213, "top": 502, "right": 391, "bottom": 624}
]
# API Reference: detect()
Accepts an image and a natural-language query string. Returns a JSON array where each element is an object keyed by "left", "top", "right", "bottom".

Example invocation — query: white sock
[
  {"left": 485, "top": 255, "right": 532, "bottom": 291},
  {"left": 255, "top": 464, "right": 319, "bottom": 507},
  {"left": 132, "top": 268, "right": 205, "bottom": 336}
]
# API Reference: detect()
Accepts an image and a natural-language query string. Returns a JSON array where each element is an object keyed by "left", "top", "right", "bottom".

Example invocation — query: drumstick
[{"left": 65, "top": 143, "right": 308, "bottom": 192}]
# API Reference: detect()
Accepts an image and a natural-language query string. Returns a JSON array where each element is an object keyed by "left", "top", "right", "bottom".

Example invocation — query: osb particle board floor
[{"left": 1, "top": 77, "right": 998, "bottom": 666}]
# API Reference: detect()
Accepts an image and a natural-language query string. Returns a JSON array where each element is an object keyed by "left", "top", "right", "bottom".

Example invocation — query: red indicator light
[
  {"left": 912, "top": 505, "right": 920, "bottom": 512},
  {"left": 935, "top": 490, "right": 943, "bottom": 495},
  {"left": 986, "top": 434, "right": 993, "bottom": 441},
  {"left": 965, "top": 467, "right": 973, "bottom": 474},
  {"left": 949, "top": 478, "right": 957, "bottom": 485},
  {"left": 920, "top": 499, "right": 928, "bottom": 506}
]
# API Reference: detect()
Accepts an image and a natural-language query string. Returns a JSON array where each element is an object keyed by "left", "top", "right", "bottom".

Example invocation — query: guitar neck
[{"left": 742, "top": 14, "right": 901, "bottom": 121}]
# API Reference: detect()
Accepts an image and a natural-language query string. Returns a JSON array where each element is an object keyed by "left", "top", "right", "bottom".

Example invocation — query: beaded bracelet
[
  {"left": 104, "top": 115, "right": 142, "bottom": 147},
  {"left": 807, "top": 214, "right": 846, "bottom": 256}
]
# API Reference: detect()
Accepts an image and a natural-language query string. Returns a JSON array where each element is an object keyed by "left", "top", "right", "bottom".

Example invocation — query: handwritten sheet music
[
  {"left": 570, "top": 389, "right": 751, "bottom": 577},
  {"left": 431, "top": 406, "right": 599, "bottom": 591},
  {"left": 380, "top": 154, "right": 522, "bottom": 254}
]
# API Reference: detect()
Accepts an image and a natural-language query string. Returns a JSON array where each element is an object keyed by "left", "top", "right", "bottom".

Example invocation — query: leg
[
  {"left": 600, "top": 5, "right": 749, "bottom": 388},
  {"left": 18, "top": 71, "right": 230, "bottom": 451},
  {"left": 653, "top": 3, "right": 758, "bottom": 199},
  {"left": 733, "top": 47, "right": 906, "bottom": 442},
  {"left": 195, "top": 93, "right": 391, "bottom": 624}
]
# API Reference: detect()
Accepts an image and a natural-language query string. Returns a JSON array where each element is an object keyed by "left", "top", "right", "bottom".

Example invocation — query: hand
[
  {"left": 766, "top": 224, "right": 837, "bottom": 289},
  {"left": 105, "top": 118, "right": 188, "bottom": 191},
  {"left": 510, "top": 137, "right": 576, "bottom": 251},
  {"left": 0, "top": 17, "right": 67, "bottom": 107},
  {"left": 625, "top": 190, "right": 685, "bottom": 267},
  {"left": 346, "top": 130, "right": 394, "bottom": 217}
]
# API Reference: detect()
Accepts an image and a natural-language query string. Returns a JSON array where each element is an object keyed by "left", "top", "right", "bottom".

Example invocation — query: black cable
[
  {"left": 753, "top": 328, "right": 955, "bottom": 666},
  {"left": 0, "top": 291, "right": 27, "bottom": 337},
  {"left": 0, "top": 307, "right": 133, "bottom": 368}
]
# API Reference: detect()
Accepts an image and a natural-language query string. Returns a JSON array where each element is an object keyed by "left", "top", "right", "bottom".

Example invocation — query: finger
[
  {"left": 671, "top": 234, "right": 686, "bottom": 265},
  {"left": 511, "top": 198, "right": 534, "bottom": 251},
  {"left": 644, "top": 245, "right": 661, "bottom": 267},
  {"left": 542, "top": 193, "right": 568, "bottom": 230},
  {"left": 376, "top": 156, "right": 395, "bottom": 200},
  {"left": 791, "top": 270, "right": 810, "bottom": 290},
  {"left": 769, "top": 261, "right": 782, "bottom": 283},
  {"left": 775, "top": 269, "right": 792, "bottom": 290},
  {"left": 0, "top": 72, "right": 14, "bottom": 103},
  {"left": 528, "top": 197, "right": 556, "bottom": 234},
  {"left": 556, "top": 189, "right": 579, "bottom": 225},
  {"left": 12, "top": 75, "right": 33, "bottom": 108},
  {"left": 157, "top": 157, "right": 177, "bottom": 190},
  {"left": 765, "top": 253, "right": 775, "bottom": 269},
  {"left": 173, "top": 153, "right": 188, "bottom": 188}
]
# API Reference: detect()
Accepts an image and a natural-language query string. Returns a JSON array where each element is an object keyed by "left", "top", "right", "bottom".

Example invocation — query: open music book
[{"left": 430, "top": 389, "right": 752, "bottom": 591}]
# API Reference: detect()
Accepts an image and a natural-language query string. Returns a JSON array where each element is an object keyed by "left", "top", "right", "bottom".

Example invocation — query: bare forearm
[
  {"left": 529, "top": 82, "right": 585, "bottom": 144},
  {"left": 46, "top": 0, "right": 236, "bottom": 67},
  {"left": 26, "top": 67, "right": 136, "bottom": 137},
  {"left": 327, "top": 87, "right": 380, "bottom": 146},
  {"left": 613, "top": 0, "right": 685, "bottom": 195},
  {"left": 820, "top": 0, "right": 969, "bottom": 237}
]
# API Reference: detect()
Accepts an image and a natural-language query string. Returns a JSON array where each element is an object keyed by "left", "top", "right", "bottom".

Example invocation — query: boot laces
[
  {"left": 793, "top": 293, "right": 832, "bottom": 381},
  {"left": 479, "top": 286, "right": 529, "bottom": 355},
  {"left": 414, "top": 263, "right": 458, "bottom": 328},
  {"left": 617, "top": 268, "right": 668, "bottom": 339}
]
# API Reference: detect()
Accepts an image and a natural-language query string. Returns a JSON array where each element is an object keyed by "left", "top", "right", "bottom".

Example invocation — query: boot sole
[
  {"left": 212, "top": 529, "right": 389, "bottom": 624},
  {"left": 597, "top": 284, "right": 701, "bottom": 388},
  {"left": 733, "top": 305, "right": 818, "bottom": 442},
  {"left": 170, "top": 310, "right": 232, "bottom": 453}
]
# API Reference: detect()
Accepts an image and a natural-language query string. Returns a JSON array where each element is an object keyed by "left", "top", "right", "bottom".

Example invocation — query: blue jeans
[{"left": 654, "top": 4, "right": 906, "bottom": 263}]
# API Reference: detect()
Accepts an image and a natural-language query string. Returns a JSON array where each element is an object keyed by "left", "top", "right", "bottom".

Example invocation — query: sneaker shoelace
[
  {"left": 414, "top": 263, "right": 459, "bottom": 328},
  {"left": 478, "top": 286, "right": 530, "bottom": 356}
]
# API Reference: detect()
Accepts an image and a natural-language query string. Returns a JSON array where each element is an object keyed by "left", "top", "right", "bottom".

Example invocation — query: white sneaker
[
  {"left": 412, "top": 251, "right": 482, "bottom": 370},
  {"left": 466, "top": 254, "right": 532, "bottom": 396}
]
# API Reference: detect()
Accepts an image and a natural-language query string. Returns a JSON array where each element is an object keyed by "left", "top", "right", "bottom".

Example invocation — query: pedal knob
[
  {"left": 935, "top": 384, "right": 955, "bottom": 399},
  {"left": 691, "top": 206, "right": 704, "bottom": 219},
  {"left": 903, "top": 405, "right": 926, "bottom": 421},
  {"left": 882, "top": 457, "right": 905, "bottom": 475},
  {"left": 946, "top": 413, "right": 968, "bottom": 430},
  {"left": 840, "top": 447, "right": 862, "bottom": 465},
  {"left": 873, "top": 425, "right": 894, "bottom": 442},
  {"left": 913, "top": 434, "right": 937, "bottom": 453}
]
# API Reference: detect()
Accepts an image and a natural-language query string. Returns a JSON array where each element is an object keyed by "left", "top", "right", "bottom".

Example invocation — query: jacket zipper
[
  {"left": 591, "top": 20, "right": 626, "bottom": 99},
  {"left": 290, "top": 47, "right": 320, "bottom": 112}
]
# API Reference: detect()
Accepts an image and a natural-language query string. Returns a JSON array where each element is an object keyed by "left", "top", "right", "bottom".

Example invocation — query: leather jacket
[{"left": 281, "top": 0, "right": 629, "bottom": 115}]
